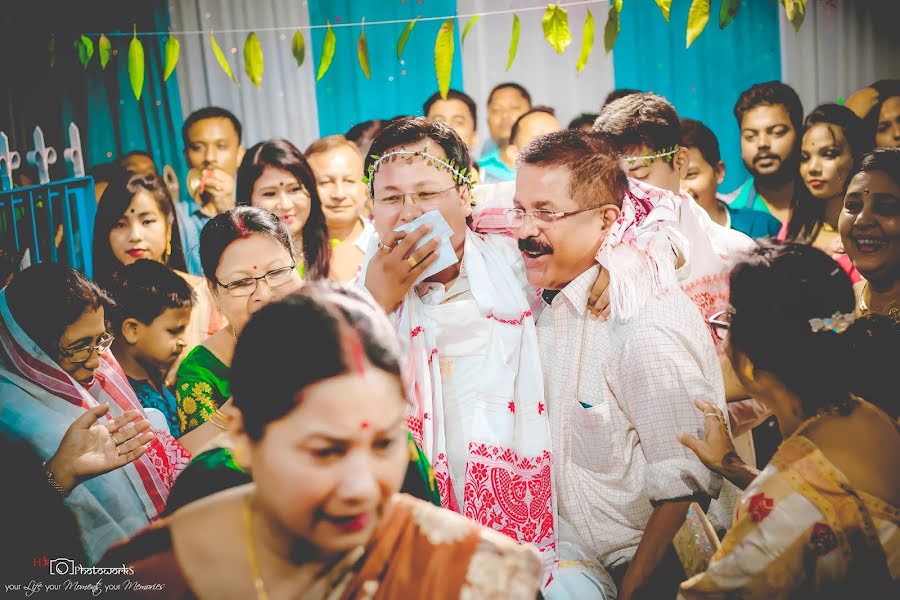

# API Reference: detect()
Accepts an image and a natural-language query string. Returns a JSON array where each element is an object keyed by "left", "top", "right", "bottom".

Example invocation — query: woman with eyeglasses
[
  {"left": 236, "top": 138, "right": 331, "bottom": 280},
  {"left": 175, "top": 207, "right": 303, "bottom": 436},
  {"left": 677, "top": 241, "right": 899, "bottom": 598},
  {"left": 0, "top": 262, "right": 190, "bottom": 563}
]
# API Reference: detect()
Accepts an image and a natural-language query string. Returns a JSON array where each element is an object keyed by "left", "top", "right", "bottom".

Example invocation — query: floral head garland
[
  {"left": 620, "top": 145, "right": 680, "bottom": 169},
  {"left": 362, "top": 146, "right": 476, "bottom": 197},
  {"left": 808, "top": 311, "right": 857, "bottom": 334}
]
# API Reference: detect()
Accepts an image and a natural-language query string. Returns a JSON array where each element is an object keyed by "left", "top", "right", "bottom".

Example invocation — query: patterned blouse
[{"left": 174, "top": 345, "right": 230, "bottom": 435}]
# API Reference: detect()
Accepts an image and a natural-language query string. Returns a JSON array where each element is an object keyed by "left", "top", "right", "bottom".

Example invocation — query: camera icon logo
[{"left": 49, "top": 558, "right": 74, "bottom": 575}]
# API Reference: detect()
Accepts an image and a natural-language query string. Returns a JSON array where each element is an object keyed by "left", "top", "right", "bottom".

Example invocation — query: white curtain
[
  {"left": 169, "top": 0, "right": 320, "bottom": 150},
  {"left": 779, "top": 0, "right": 900, "bottom": 114},
  {"left": 458, "top": 0, "right": 616, "bottom": 156}
]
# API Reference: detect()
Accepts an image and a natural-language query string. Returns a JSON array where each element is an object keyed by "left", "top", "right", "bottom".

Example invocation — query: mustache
[
  {"left": 518, "top": 237, "right": 554, "bottom": 255},
  {"left": 752, "top": 153, "right": 781, "bottom": 164}
]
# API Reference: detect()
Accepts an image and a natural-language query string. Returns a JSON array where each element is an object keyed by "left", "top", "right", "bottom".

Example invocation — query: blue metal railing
[{"left": 0, "top": 177, "right": 97, "bottom": 278}]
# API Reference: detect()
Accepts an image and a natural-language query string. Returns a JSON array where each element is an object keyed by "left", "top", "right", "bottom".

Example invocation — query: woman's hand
[
  {"left": 587, "top": 266, "right": 611, "bottom": 320},
  {"left": 47, "top": 404, "right": 155, "bottom": 493},
  {"left": 677, "top": 398, "right": 737, "bottom": 474},
  {"left": 364, "top": 225, "right": 440, "bottom": 312}
]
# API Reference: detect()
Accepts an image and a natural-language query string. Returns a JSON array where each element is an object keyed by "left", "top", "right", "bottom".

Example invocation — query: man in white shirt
[{"left": 513, "top": 129, "right": 726, "bottom": 599}]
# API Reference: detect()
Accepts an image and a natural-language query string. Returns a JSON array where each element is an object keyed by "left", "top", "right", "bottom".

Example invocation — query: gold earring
[{"left": 165, "top": 237, "right": 172, "bottom": 260}]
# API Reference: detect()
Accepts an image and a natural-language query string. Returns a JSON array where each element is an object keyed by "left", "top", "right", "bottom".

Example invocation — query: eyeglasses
[
  {"left": 707, "top": 308, "right": 734, "bottom": 341},
  {"left": 373, "top": 184, "right": 458, "bottom": 209},
  {"left": 217, "top": 263, "right": 297, "bottom": 297},
  {"left": 504, "top": 206, "right": 600, "bottom": 228},
  {"left": 59, "top": 333, "right": 114, "bottom": 364}
]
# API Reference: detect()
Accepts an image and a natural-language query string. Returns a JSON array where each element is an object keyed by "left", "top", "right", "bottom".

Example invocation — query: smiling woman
[{"left": 103, "top": 282, "right": 542, "bottom": 599}]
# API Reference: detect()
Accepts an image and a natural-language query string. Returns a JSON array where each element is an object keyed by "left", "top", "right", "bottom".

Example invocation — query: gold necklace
[
  {"left": 860, "top": 282, "right": 900, "bottom": 321},
  {"left": 243, "top": 497, "right": 270, "bottom": 600}
]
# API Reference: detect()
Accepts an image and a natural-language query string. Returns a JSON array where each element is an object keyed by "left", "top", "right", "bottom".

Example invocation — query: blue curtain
[
  {"left": 60, "top": 2, "right": 187, "bottom": 186},
  {"left": 309, "top": 0, "right": 464, "bottom": 137},
  {"left": 613, "top": 2, "right": 782, "bottom": 192}
]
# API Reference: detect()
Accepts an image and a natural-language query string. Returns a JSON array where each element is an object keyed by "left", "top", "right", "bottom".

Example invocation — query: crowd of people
[{"left": 0, "top": 75, "right": 898, "bottom": 599}]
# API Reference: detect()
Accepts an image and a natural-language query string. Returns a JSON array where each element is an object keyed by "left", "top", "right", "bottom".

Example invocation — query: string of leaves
[{"left": 68, "top": 1, "right": 807, "bottom": 101}]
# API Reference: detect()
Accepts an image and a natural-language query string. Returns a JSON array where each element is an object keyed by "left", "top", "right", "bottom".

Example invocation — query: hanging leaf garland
[
  {"left": 576, "top": 9, "right": 595, "bottom": 72},
  {"left": 506, "top": 15, "right": 520, "bottom": 72},
  {"left": 244, "top": 32, "right": 264, "bottom": 87},
  {"left": 655, "top": 0, "right": 672, "bottom": 23},
  {"left": 163, "top": 33, "right": 180, "bottom": 81},
  {"left": 461, "top": 15, "right": 481, "bottom": 47},
  {"left": 98, "top": 34, "right": 111, "bottom": 70},
  {"left": 317, "top": 21, "right": 336, "bottom": 81},
  {"left": 542, "top": 4, "right": 572, "bottom": 54},
  {"left": 128, "top": 25, "right": 145, "bottom": 100},
  {"left": 686, "top": 0, "right": 711, "bottom": 48},
  {"left": 292, "top": 30, "right": 305, "bottom": 68},
  {"left": 434, "top": 18, "right": 454, "bottom": 100},
  {"left": 397, "top": 18, "right": 417, "bottom": 59},
  {"left": 75, "top": 34, "right": 94, "bottom": 69},
  {"left": 211, "top": 33, "right": 238, "bottom": 84},
  {"left": 358, "top": 21, "right": 371, "bottom": 79},
  {"left": 604, "top": 0, "right": 623, "bottom": 54},
  {"left": 719, "top": 0, "right": 742, "bottom": 29},
  {"left": 781, "top": 0, "right": 806, "bottom": 32}
]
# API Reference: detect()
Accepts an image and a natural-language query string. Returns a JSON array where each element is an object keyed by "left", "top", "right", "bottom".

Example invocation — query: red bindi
[
  {"left": 360, "top": 421, "right": 369, "bottom": 430},
  {"left": 251, "top": 265, "right": 256, "bottom": 270}
]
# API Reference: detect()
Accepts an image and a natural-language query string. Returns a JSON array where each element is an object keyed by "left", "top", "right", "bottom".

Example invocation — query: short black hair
[
  {"left": 231, "top": 282, "right": 403, "bottom": 441},
  {"left": 509, "top": 106, "right": 557, "bottom": 146},
  {"left": 864, "top": 79, "right": 900, "bottom": 145},
  {"left": 364, "top": 117, "right": 472, "bottom": 195},
  {"left": 423, "top": 89, "right": 477, "bottom": 125},
  {"left": 594, "top": 92, "right": 681, "bottom": 153},
  {"left": 851, "top": 146, "right": 900, "bottom": 188},
  {"left": 345, "top": 119, "right": 386, "bottom": 144},
  {"left": 680, "top": 118, "right": 722, "bottom": 166},
  {"left": 5, "top": 263, "right": 112, "bottom": 358},
  {"left": 181, "top": 106, "right": 243, "bottom": 148},
  {"left": 603, "top": 88, "right": 641, "bottom": 107},
  {"left": 733, "top": 81, "right": 804, "bottom": 135},
  {"left": 568, "top": 112, "right": 599, "bottom": 130},
  {"left": 88, "top": 161, "right": 118, "bottom": 184},
  {"left": 105, "top": 260, "right": 194, "bottom": 333},
  {"left": 517, "top": 129, "right": 628, "bottom": 209},
  {"left": 487, "top": 82, "right": 532, "bottom": 107}
]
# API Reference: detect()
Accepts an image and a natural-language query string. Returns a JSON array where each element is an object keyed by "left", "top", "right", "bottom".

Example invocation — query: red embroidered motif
[
  {"left": 427, "top": 348, "right": 438, "bottom": 365},
  {"left": 485, "top": 310, "right": 533, "bottom": 326},
  {"left": 462, "top": 444, "right": 554, "bottom": 551},
  {"left": 538, "top": 402, "right": 545, "bottom": 415},
  {"left": 410, "top": 326, "right": 423, "bottom": 338},
  {"left": 433, "top": 453, "right": 460, "bottom": 513},
  {"left": 683, "top": 274, "right": 730, "bottom": 353},
  {"left": 508, "top": 401, "right": 516, "bottom": 413},
  {"left": 406, "top": 415, "right": 423, "bottom": 447},
  {"left": 810, "top": 522, "right": 838, "bottom": 556},
  {"left": 748, "top": 492, "right": 774, "bottom": 523}
]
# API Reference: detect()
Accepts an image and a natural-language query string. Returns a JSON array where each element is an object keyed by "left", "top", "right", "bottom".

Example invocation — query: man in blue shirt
[
  {"left": 177, "top": 107, "right": 245, "bottom": 273},
  {"left": 680, "top": 119, "right": 781, "bottom": 239},
  {"left": 479, "top": 83, "right": 531, "bottom": 183}
]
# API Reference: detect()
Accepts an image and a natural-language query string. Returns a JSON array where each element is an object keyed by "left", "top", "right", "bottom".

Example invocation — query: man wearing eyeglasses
[
  {"left": 514, "top": 129, "right": 726, "bottom": 600},
  {"left": 360, "top": 117, "right": 559, "bottom": 578}
]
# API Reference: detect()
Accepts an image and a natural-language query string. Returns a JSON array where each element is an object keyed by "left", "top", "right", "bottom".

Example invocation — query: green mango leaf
[
  {"left": 210, "top": 33, "right": 238, "bottom": 84},
  {"left": 686, "top": 0, "right": 710, "bottom": 48},
  {"left": 576, "top": 9, "right": 595, "bottom": 72},
  {"left": 99, "top": 34, "right": 111, "bottom": 70},
  {"left": 292, "top": 30, "right": 305, "bottom": 68},
  {"left": 461, "top": 15, "right": 481, "bottom": 47},
  {"left": 397, "top": 18, "right": 417, "bottom": 59},
  {"left": 719, "top": 0, "right": 741, "bottom": 29},
  {"left": 244, "top": 32, "right": 264, "bottom": 87},
  {"left": 317, "top": 21, "right": 336, "bottom": 81},
  {"left": 163, "top": 33, "right": 180, "bottom": 81},
  {"left": 434, "top": 18, "right": 454, "bottom": 100},
  {"left": 506, "top": 15, "right": 520, "bottom": 72},
  {"left": 48, "top": 34, "right": 55, "bottom": 68},
  {"left": 542, "top": 4, "right": 572, "bottom": 54},
  {"left": 655, "top": 0, "right": 671, "bottom": 22},
  {"left": 75, "top": 34, "right": 93, "bottom": 69},
  {"left": 781, "top": 0, "right": 806, "bottom": 32},
  {"left": 604, "top": 4, "right": 620, "bottom": 54},
  {"left": 128, "top": 26, "right": 145, "bottom": 100},
  {"left": 358, "top": 29, "right": 371, "bottom": 79}
]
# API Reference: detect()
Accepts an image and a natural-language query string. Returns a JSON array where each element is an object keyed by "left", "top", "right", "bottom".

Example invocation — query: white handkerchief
[{"left": 393, "top": 210, "right": 459, "bottom": 284}]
